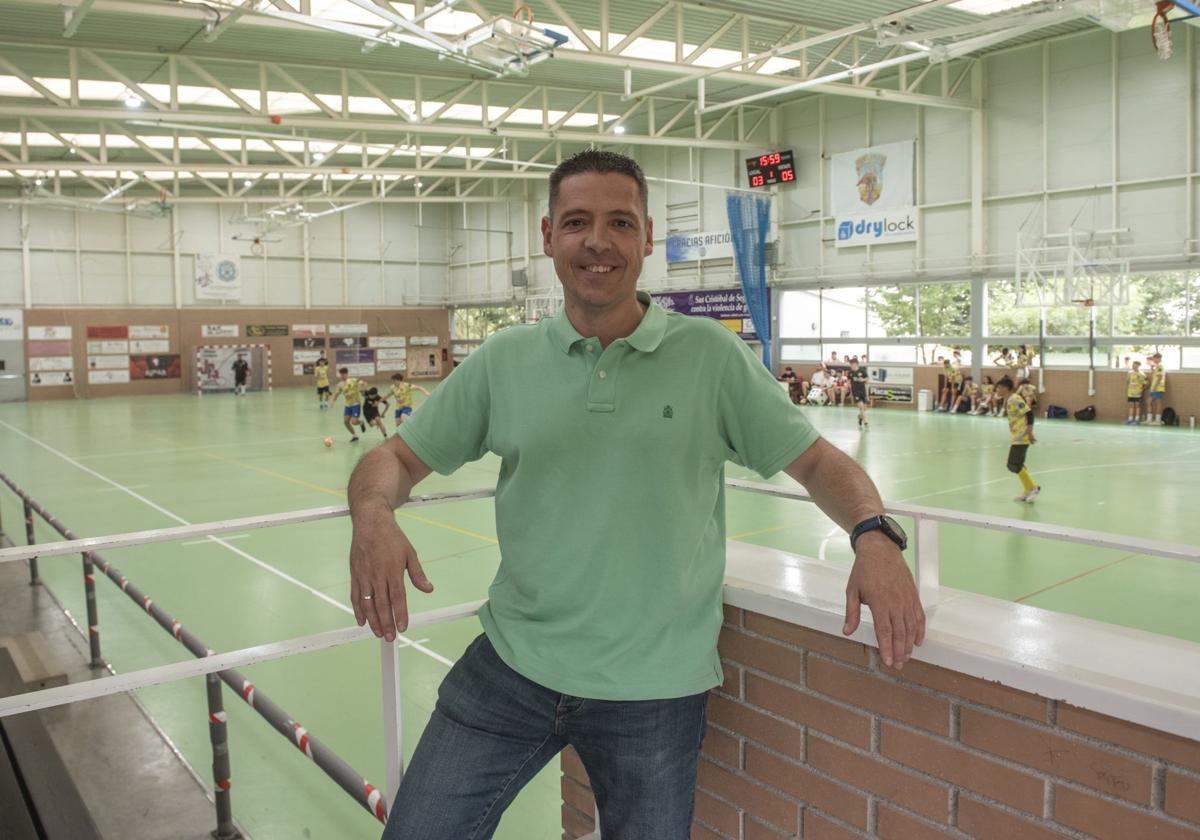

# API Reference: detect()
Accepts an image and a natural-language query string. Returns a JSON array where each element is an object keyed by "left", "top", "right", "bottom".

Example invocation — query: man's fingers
[
  {"left": 362, "top": 582, "right": 384, "bottom": 639},
  {"left": 407, "top": 554, "right": 434, "bottom": 594},
  {"left": 875, "top": 615, "right": 894, "bottom": 668},
  {"left": 387, "top": 574, "right": 409, "bottom": 636},
  {"left": 843, "top": 587, "right": 861, "bottom": 636},
  {"left": 350, "top": 576, "right": 364, "bottom": 626},
  {"left": 892, "top": 610, "right": 909, "bottom": 669},
  {"left": 915, "top": 603, "right": 927, "bottom": 646}
]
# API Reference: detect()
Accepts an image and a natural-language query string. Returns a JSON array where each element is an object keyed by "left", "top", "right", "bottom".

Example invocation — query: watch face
[{"left": 881, "top": 515, "right": 908, "bottom": 547}]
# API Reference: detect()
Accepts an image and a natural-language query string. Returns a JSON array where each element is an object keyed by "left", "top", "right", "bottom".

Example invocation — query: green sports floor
[{"left": 1, "top": 388, "right": 1198, "bottom": 839}]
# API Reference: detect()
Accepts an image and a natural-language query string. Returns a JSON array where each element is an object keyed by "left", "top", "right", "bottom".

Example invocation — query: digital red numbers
[
  {"left": 780, "top": 168, "right": 795, "bottom": 181},
  {"left": 758, "top": 152, "right": 781, "bottom": 167},
  {"left": 745, "top": 149, "right": 794, "bottom": 189},
  {"left": 751, "top": 174, "right": 765, "bottom": 187}
]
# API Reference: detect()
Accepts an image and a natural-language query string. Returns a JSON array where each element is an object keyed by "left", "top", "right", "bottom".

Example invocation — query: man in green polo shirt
[{"left": 349, "top": 150, "right": 925, "bottom": 839}]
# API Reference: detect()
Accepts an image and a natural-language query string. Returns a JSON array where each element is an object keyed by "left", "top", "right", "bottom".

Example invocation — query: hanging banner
[
  {"left": 30, "top": 371, "right": 73, "bottom": 386},
  {"left": 89, "top": 369, "right": 131, "bottom": 384},
  {"left": 0, "top": 310, "right": 23, "bottom": 339},
  {"left": 28, "top": 326, "right": 71, "bottom": 340},
  {"left": 202, "top": 325, "right": 240, "bottom": 338},
  {"left": 292, "top": 324, "right": 326, "bottom": 337},
  {"left": 86, "top": 340, "right": 129, "bottom": 354},
  {"left": 831, "top": 140, "right": 918, "bottom": 248},
  {"left": 664, "top": 230, "right": 735, "bottom": 264},
  {"left": 129, "top": 325, "right": 169, "bottom": 339},
  {"left": 195, "top": 253, "right": 242, "bottom": 300},
  {"left": 87, "top": 325, "right": 129, "bottom": 339},
  {"left": 130, "top": 339, "right": 170, "bottom": 353},
  {"left": 247, "top": 324, "right": 289, "bottom": 337},
  {"left": 368, "top": 336, "right": 407, "bottom": 348},
  {"left": 649, "top": 289, "right": 762, "bottom": 340},
  {"left": 88, "top": 355, "right": 130, "bottom": 370},
  {"left": 29, "top": 356, "right": 74, "bottom": 372},
  {"left": 130, "top": 354, "right": 181, "bottom": 380},
  {"left": 329, "top": 324, "right": 368, "bottom": 336}
]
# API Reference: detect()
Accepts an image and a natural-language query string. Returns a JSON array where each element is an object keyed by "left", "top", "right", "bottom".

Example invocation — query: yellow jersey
[
  {"left": 949, "top": 365, "right": 964, "bottom": 385},
  {"left": 981, "top": 383, "right": 995, "bottom": 396},
  {"left": 1006, "top": 394, "right": 1033, "bottom": 445},
  {"left": 338, "top": 378, "right": 361, "bottom": 405},
  {"left": 1127, "top": 370, "right": 1147, "bottom": 398},
  {"left": 1018, "top": 383, "right": 1037, "bottom": 406},
  {"left": 314, "top": 365, "right": 329, "bottom": 388},
  {"left": 1150, "top": 366, "right": 1166, "bottom": 394},
  {"left": 390, "top": 382, "right": 413, "bottom": 408}
]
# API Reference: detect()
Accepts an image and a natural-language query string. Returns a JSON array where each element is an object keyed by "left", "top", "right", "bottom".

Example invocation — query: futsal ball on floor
[{"left": 323, "top": 437, "right": 333, "bottom": 448}]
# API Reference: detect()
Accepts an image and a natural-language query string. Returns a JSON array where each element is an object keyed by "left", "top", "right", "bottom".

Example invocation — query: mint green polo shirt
[{"left": 399, "top": 291, "right": 819, "bottom": 700}]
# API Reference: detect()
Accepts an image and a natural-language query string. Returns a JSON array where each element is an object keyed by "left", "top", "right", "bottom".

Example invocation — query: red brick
[
  {"left": 720, "top": 661, "right": 743, "bottom": 698},
  {"left": 959, "top": 708, "right": 1152, "bottom": 803},
  {"left": 708, "top": 693, "right": 805, "bottom": 761},
  {"left": 702, "top": 724, "right": 742, "bottom": 768},
  {"left": 724, "top": 604, "right": 743, "bottom": 627},
  {"left": 877, "top": 805, "right": 958, "bottom": 840},
  {"left": 745, "top": 611, "right": 870, "bottom": 666},
  {"left": 805, "top": 810, "right": 866, "bottom": 840},
  {"left": 807, "top": 735, "right": 950, "bottom": 822},
  {"left": 562, "top": 803, "right": 594, "bottom": 839},
  {"left": 720, "top": 627, "right": 804, "bottom": 682},
  {"left": 744, "top": 744, "right": 868, "bottom": 828},
  {"left": 561, "top": 747, "right": 588, "bottom": 785},
  {"left": 808, "top": 658, "right": 950, "bottom": 736},
  {"left": 958, "top": 796, "right": 1071, "bottom": 840},
  {"left": 1057, "top": 704, "right": 1200, "bottom": 772},
  {"left": 746, "top": 673, "right": 872, "bottom": 749},
  {"left": 1055, "top": 785, "right": 1200, "bottom": 840},
  {"left": 695, "top": 788, "right": 741, "bottom": 838},
  {"left": 561, "top": 775, "right": 594, "bottom": 816},
  {"left": 882, "top": 658, "right": 1049, "bottom": 721},
  {"left": 745, "top": 816, "right": 793, "bottom": 840},
  {"left": 691, "top": 822, "right": 725, "bottom": 840},
  {"left": 880, "top": 723, "right": 1044, "bottom": 815},
  {"left": 1166, "top": 770, "right": 1200, "bottom": 824},
  {"left": 698, "top": 757, "right": 800, "bottom": 834}
]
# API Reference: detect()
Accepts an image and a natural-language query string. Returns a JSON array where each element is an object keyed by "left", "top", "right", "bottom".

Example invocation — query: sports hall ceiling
[{"left": 0, "top": 0, "right": 1181, "bottom": 214}]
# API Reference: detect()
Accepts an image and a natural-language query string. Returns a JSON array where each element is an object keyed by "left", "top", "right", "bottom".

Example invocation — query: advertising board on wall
[
  {"left": 87, "top": 355, "right": 130, "bottom": 370},
  {"left": 202, "top": 325, "right": 240, "bottom": 338},
  {"left": 130, "top": 340, "right": 170, "bottom": 353},
  {"left": 87, "top": 340, "right": 129, "bottom": 355},
  {"left": 247, "top": 325, "right": 289, "bottom": 337},
  {"left": 831, "top": 140, "right": 918, "bottom": 249},
  {"left": 31, "top": 371, "right": 72, "bottom": 386},
  {"left": 368, "top": 336, "right": 406, "bottom": 348},
  {"left": 129, "top": 325, "right": 169, "bottom": 339},
  {"left": 29, "top": 356, "right": 74, "bottom": 372},
  {"left": 329, "top": 324, "right": 368, "bottom": 336},
  {"left": 292, "top": 324, "right": 326, "bottom": 337},
  {"left": 28, "top": 326, "right": 71, "bottom": 340},
  {"left": 0, "top": 310, "right": 23, "bottom": 339},
  {"left": 664, "top": 230, "right": 735, "bottom": 264},
  {"left": 649, "top": 289, "right": 763, "bottom": 340},
  {"left": 88, "top": 369, "right": 130, "bottom": 384},
  {"left": 130, "top": 354, "right": 181, "bottom": 380},
  {"left": 293, "top": 350, "right": 324, "bottom": 364}
]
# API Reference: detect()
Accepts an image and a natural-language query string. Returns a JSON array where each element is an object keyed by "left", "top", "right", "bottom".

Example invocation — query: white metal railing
[{"left": 2, "top": 479, "right": 1198, "bottom": 829}]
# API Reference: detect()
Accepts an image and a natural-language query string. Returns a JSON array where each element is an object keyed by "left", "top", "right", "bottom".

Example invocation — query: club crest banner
[
  {"left": 831, "top": 141, "right": 918, "bottom": 248},
  {"left": 195, "top": 254, "right": 242, "bottom": 300}
]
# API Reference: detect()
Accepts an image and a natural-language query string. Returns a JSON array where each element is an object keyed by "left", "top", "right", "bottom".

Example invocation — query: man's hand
[
  {"left": 843, "top": 531, "right": 925, "bottom": 669},
  {"left": 349, "top": 507, "right": 434, "bottom": 641}
]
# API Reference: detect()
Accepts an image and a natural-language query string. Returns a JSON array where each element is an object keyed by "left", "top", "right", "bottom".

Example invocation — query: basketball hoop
[
  {"left": 1152, "top": 1, "right": 1174, "bottom": 60},
  {"left": 251, "top": 237, "right": 265, "bottom": 257}
]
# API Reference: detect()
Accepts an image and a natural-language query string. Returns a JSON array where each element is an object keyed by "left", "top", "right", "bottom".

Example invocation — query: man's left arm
[{"left": 784, "top": 438, "right": 926, "bottom": 669}]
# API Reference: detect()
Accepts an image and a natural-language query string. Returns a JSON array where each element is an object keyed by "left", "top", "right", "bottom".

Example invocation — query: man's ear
[
  {"left": 644, "top": 215, "right": 654, "bottom": 256},
  {"left": 541, "top": 216, "right": 553, "bottom": 257}
]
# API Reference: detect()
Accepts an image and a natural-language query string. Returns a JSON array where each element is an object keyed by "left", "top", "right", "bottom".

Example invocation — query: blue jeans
[{"left": 382, "top": 633, "right": 709, "bottom": 840}]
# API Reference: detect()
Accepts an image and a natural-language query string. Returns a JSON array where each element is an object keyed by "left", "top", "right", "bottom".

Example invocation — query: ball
[{"left": 323, "top": 437, "right": 333, "bottom": 448}]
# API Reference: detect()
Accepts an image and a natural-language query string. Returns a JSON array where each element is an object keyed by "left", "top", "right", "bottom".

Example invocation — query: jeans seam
[{"left": 466, "top": 731, "right": 557, "bottom": 840}]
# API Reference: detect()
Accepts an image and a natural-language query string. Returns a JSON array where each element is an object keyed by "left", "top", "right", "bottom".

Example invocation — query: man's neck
[{"left": 564, "top": 295, "right": 647, "bottom": 349}]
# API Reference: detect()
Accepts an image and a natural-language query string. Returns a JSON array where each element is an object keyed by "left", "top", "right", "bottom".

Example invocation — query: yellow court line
[
  {"left": 1014, "top": 553, "right": 1137, "bottom": 604},
  {"left": 728, "top": 522, "right": 800, "bottom": 541},
  {"left": 202, "top": 451, "right": 498, "bottom": 545}
]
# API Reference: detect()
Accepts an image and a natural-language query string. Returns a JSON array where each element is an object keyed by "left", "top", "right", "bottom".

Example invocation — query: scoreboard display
[{"left": 745, "top": 150, "right": 795, "bottom": 188}]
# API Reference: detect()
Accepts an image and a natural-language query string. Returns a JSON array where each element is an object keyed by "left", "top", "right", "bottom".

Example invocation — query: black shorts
[
  {"left": 317, "top": 385, "right": 330, "bottom": 395},
  {"left": 1127, "top": 396, "right": 1142, "bottom": 403},
  {"left": 235, "top": 377, "right": 247, "bottom": 386},
  {"left": 852, "top": 386, "right": 868, "bottom": 404},
  {"left": 1006, "top": 444, "right": 1028, "bottom": 473},
  {"left": 363, "top": 407, "right": 379, "bottom": 423}
]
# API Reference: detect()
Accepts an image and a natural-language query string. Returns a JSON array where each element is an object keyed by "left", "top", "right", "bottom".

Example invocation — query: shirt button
[
  {"left": 586, "top": 345, "right": 594, "bottom": 352},
  {"left": 598, "top": 370, "right": 607, "bottom": 379}
]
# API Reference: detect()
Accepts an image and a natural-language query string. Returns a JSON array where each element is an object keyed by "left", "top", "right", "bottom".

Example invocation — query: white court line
[
  {"left": 0, "top": 419, "right": 455, "bottom": 668},
  {"left": 99, "top": 484, "right": 149, "bottom": 492},
  {"left": 816, "top": 524, "right": 842, "bottom": 563},
  {"left": 182, "top": 534, "right": 249, "bottom": 546},
  {"left": 75, "top": 436, "right": 316, "bottom": 460}
]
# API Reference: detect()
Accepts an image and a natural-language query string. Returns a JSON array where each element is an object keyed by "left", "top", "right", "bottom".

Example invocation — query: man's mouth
[{"left": 581, "top": 265, "right": 616, "bottom": 274}]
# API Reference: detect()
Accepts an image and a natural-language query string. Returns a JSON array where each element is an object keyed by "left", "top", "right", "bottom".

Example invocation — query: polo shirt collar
[{"left": 547, "top": 291, "right": 667, "bottom": 354}]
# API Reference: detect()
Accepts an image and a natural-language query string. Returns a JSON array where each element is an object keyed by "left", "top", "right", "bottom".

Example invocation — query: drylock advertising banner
[{"left": 831, "top": 140, "right": 918, "bottom": 248}]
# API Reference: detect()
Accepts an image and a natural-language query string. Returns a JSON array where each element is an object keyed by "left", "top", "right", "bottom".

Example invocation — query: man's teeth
[{"left": 584, "top": 265, "right": 614, "bottom": 273}]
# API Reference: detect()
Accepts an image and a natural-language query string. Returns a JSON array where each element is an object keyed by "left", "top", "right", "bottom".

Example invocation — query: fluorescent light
[
  {"left": 243, "top": 179, "right": 253, "bottom": 187},
  {"left": 312, "top": 151, "right": 325, "bottom": 161},
  {"left": 947, "top": 0, "right": 1040, "bottom": 14},
  {"left": 124, "top": 93, "right": 142, "bottom": 108},
  {"left": 613, "top": 125, "right": 626, "bottom": 135}
]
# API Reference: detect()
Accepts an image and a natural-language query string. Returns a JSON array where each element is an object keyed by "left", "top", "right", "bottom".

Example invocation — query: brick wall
[{"left": 561, "top": 605, "right": 1200, "bottom": 840}]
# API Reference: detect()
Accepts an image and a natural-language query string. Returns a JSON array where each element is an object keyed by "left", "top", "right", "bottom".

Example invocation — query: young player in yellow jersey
[
  {"left": 937, "top": 357, "right": 963, "bottom": 412},
  {"left": 1125, "top": 361, "right": 1147, "bottom": 425},
  {"left": 389, "top": 372, "right": 431, "bottom": 433},
  {"left": 1017, "top": 377, "right": 1038, "bottom": 415},
  {"left": 330, "top": 367, "right": 367, "bottom": 442},
  {"left": 974, "top": 376, "right": 996, "bottom": 415},
  {"left": 1147, "top": 353, "right": 1167, "bottom": 425},
  {"left": 995, "top": 377, "right": 1040, "bottom": 503},
  {"left": 314, "top": 358, "right": 331, "bottom": 410}
]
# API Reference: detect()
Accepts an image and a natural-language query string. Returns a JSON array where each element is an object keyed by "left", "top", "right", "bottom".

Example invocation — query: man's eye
[{"left": 564, "top": 219, "right": 584, "bottom": 227}]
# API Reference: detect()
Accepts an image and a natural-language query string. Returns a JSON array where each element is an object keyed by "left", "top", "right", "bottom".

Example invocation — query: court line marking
[
  {"left": 182, "top": 534, "right": 248, "bottom": 546},
  {"left": 817, "top": 525, "right": 843, "bottom": 563},
  {"left": 75, "top": 436, "right": 317, "bottom": 460},
  {"left": 1014, "top": 553, "right": 1138, "bottom": 604},
  {"left": 0, "top": 419, "right": 454, "bottom": 668},
  {"left": 99, "top": 484, "right": 149, "bottom": 492}
]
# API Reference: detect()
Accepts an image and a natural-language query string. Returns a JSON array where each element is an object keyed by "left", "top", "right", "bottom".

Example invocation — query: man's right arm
[{"left": 348, "top": 436, "right": 434, "bottom": 641}]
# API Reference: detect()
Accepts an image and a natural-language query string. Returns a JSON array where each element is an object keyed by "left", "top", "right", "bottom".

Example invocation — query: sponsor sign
[
  {"left": 28, "top": 341, "right": 72, "bottom": 356},
  {"left": 89, "top": 369, "right": 131, "bottom": 384},
  {"left": 868, "top": 383, "right": 913, "bottom": 403},
  {"left": 247, "top": 324, "right": 289, "bottom": 337},
  {"left": 130, "top": 353, "right": 181, "bottom": 380},
  {"left": 868, "top": 366, "right": 914, "bottom": 386},
  {"left": 293, "top": 350, "right": 324, "bottom": 364},
  {"left": 664, "top": 230, "right": 735, "bottom": 264},
  {"left": 129, "top": 325, "right": 169, "bottom": 339},
  {"left": 86, "top": 340, "right": 129, "bottom": 355},
  {"left": 88, "top": 355, "right": 130, "bottom": 370},
  {"left": 368, "top": 336, "right": 407, "bottom": 348},
  {"left": 197, "top": 346, "right": 253, "bottom": 391},
  {"left": 649, "top": 289, "right": 763, "bottom": 340},
  {"left": 376, "top": 359, "right": 407, "bottom": 372},
  {"left": 30, "top": 371, "right": 73, "bottom": 386},
  {"left": 335, "top": 349, "right": 375, "bottom": 365},
  {"left": 832, "top": 140, "right": 918, "bottom": 249},
  {"left": 130, "top": 340, "right": 170, "bottom": 353},
  {"left": 195, "top": 253, "right": 241, "bottom": 300},
  {"left": 28, "top": 326, "right": 71, "bottom": 340},
  {"left": 87, "top": 325, "right": 129, "bottom": 339},
  {"left": 29, "top": 356, "right": 74, "bottom": 372},
  {"left": 341, "top": 363, "right": 375, "bottom": 377},
  {"left": 292, "top": 324, "right": 326, "bottom": 337},
  {"left": 375, "top": 348, "right": 406, "bottom": 361},
  {"left": 202, "top": 325, "right": 240, "bottom": 338},
  {"left": 408, "top": 335, "right": 439, "bottom": 346},
  {"left": 407, "top": 347, "right": 441, "bottom": 378},
  {"left": 329, "top": 324, "right": 368, "bottom": 336},
  {"left": 0, "top": 309, "right": 23, "bottom": 339},
  {"left": 330, "top": 336, "right": 367, "bottom": 349},
  {"left": 293, "top": 336, "right": 326, "bottom": 349}
]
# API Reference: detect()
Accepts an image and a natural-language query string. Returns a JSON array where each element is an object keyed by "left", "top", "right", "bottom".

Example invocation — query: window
[
  {"left": 820, "top": 287, "right": 867, "bottom": 338},
  {"left": 986, "top": 278, "right": 1038, "bottom": 337},
  {"left": 866, "top": 344, "right": 917, "bottom": 363},
  {"left": 452, "top": 306, "right": 525, "bottom": 341},
  {"left": 919, "top": 282, "right": 970, "bottom": 337},
  {"left": 1113, "top": 274, "right": 1188, "bottom": 337},
  {"left": 779, "top": 290, "right": 820, "bottom": 338},
  {"left": 780, "top": 344, "right": 821, "bottom": 362},
  {"left": 867, "top": 286, "right": 917, "bottom": 338}
]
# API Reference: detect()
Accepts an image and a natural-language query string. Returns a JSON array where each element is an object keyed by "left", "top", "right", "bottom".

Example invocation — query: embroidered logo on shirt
[{"left": 663, "top": 405, "right": 674, "bottom": 419}]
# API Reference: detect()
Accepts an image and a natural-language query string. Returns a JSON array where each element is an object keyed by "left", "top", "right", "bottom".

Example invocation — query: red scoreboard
[{"left": 745, "top": 149, "right": 795, "bottom": 188}]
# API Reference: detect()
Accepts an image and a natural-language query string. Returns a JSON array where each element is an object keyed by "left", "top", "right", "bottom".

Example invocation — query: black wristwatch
[{"left": 850, "top": 515, "right": 907, "bottom": 552}]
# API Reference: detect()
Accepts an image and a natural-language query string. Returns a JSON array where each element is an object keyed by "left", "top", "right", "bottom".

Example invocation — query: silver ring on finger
[{"left": 361, "top": 594, "right": 374, "bottom": 600}]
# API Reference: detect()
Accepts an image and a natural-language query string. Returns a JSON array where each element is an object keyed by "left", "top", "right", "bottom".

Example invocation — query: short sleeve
[
  {"left": 397, "top": 348, "right": 491, "bottom": 475},
  {"left": 717, "top": 335, "right": 820, "bottom": 479}
]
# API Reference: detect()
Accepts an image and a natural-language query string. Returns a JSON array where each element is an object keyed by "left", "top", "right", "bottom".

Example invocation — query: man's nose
[{"left": 583, "top": 220, "right": 611, "bottom": 252}]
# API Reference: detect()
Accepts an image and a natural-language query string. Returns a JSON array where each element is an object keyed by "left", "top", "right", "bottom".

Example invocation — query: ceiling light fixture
[
  {"left": 613, "top": 125, "right": 626, "bottom": 134},
  {"left": 124, "top": 93, "right": 142, "bottom": 108}
]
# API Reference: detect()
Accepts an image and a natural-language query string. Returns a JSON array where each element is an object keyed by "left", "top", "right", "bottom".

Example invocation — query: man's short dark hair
[
  {"left": 338, "top": 367, "right": 349, "bottom": 374},
  {"left": 997, "top": 377, "right": 1014, "bottom": 390},
  {"left": 548, "top": 150, "right": 648, "bottom": 217}
]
